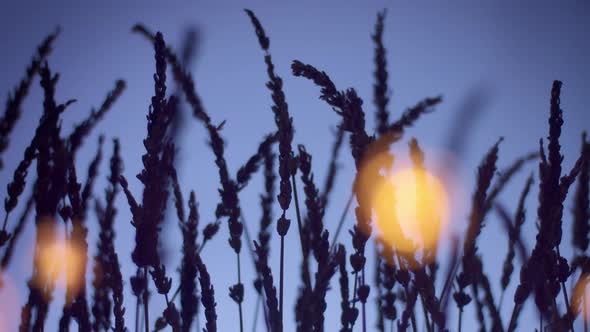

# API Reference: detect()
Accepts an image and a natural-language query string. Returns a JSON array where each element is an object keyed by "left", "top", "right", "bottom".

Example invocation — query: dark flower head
[
  {"left": 277, "top": 215, "right": 290, "bottom": 236},
  {"left": 229, "top": 283, "right": 244, "bottom": 304}
]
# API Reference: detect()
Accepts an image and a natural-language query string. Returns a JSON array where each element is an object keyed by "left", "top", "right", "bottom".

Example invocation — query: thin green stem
[
  {"left": 329, "top": 193, "right": 353, "bottom": 252},
  {"left": 498, "top": 289, "right": 506, "bottom": 312},
  {"left": 557, "top": 248, "right": 571, "bottom": 308},
  {"left": 352, "top": 274, "right": 358, "bottom": 308},
  {"left": 237, "top": 252, "right": 244, "bottom": 332},
  {"left": 291, "top": 174, "right": 313, "bottom": 297},
  {"left": 170, "top": 283, "right": 181, "bottom": 303},
  {"left": 375, "top": 248, "right": 385, "bottom": 332},
  {"left": 395, "top": 255, "right": 417, "bottom": 332},
  {"left": 164, "top": 240, "right": 208, "bottom": 313},
  {"left": 252, "top": 294, "right": 261, "bottom": 332},
  {"left": 279, "top": 234, "right": 285, "bottom": 330},
  {"left": 409, "top": 289, "right": 418, "bottom": 332},
  {"left": 262, "top": 293, "right": 270, "bottom": 332},
  {"left": 197, "top": 239, "right": 208, "bottom": 254},
  {"left": 362, "top": 267, "right": 367, "bottom": 332},
  {"left": 139, "top": 309, "right": 144, "bottom": 332},
  {"left": 143, "top": 267, "right": 149, "bottom": 332},
  {"left": 350, "top": 273, "right": 359, "bottom": 330},
  {"left": 240, "top": 213, "right": 270, "bottom": 331},
  {"left": 291, "top": 175, "right": 307, "bottom": 255},
  {"left": 241, "top": 215, "right": 257, "bottom": 265},
  {"left": 439, "top": 258, "right": 460, "bottom": 312},
  {"left": 557, "top": 246, "right": 574, "bottom": 332},
  {"left": 251, "top": 288, "right": 270, "bottom": 332},
  {"left": 135, "top": 296, "right": 140, "bottom": 332},
  {"left": 252, "top": 290, "right": 270, "bottom": 332},
  {"left": 458, "top": 309, "right": 462, "bottom": 332},
  {"left": 168, "top": 215, "right": 257, "bottom": 312},
  {"left": 507, "top": 303, "right": 521, "bottom": 332},
  {"left": 420, "top": 294, "right": 432, "bottom": 332},
  {"left": 2, "top": 214, "right": 8, "bottom": 231}
]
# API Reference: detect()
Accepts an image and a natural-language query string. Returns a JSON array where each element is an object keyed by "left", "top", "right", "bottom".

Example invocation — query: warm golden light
[
  {"left": 355, "top": 141, "right": 452, "bottom": 269},
  {"left": 35, "top": 220, "right": 86, "bottom": 299},
  {"left": 572, "top": 273, "right": 590, "bottom": 321},
  {"left": 356, "top": 145, "right": 449, "bottom": 268},
  {"left": 38, "top": 240, "right": 85, "bottom": 296},
  {"left": 373, "top": 167, "right": 449, "bottom": 260}
]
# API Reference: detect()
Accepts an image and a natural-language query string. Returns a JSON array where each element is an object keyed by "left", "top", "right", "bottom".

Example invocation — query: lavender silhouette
[{"left": 0, "top": 8, "right": 589, "bottom": 332}]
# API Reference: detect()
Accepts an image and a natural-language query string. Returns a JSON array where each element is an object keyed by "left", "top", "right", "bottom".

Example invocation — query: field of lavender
[{"left": 1, "top": 4, "right": 589, "bottom": 332}]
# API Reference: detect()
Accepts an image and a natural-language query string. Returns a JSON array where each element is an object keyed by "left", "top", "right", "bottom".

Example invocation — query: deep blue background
[{"left": 1, "top": 1, "right": 589, "bottom": 331}]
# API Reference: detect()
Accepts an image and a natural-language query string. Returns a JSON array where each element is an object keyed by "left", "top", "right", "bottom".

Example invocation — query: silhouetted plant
[
  {"left": 245, "top": 10, "right": 299, "bottom": 331},
  {"left": 2, "top": 10, "right": 590, "bottom": 332},
  {"left": 92, "top": 138, "right": 122, "bottom": 332},
  {"left": 178, "top": 190, "right": 199, "bottom": 332},
  {"left": 0, "top": 27, "right": 60, "bottom": 170}
]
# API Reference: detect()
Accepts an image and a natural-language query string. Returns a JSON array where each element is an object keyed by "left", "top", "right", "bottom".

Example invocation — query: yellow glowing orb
[
  {"left": 34, "top": 220, "right": 86, "bottom": 299},
  {"left": 372, "top": 167, "right": 450, "bottom": 262},
  {"left": 38, "top": 240, "right": 85, "bottom": 296}
]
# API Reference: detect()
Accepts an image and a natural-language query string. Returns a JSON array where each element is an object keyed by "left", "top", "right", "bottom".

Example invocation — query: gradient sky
[{"left": 1, "top": 1, "right": 589, "bottom": 331}]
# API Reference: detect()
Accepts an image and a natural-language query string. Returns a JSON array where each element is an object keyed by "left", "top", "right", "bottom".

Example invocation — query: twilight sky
[{"left": 1, "top": 1, "right": 589, "bottom": 331}]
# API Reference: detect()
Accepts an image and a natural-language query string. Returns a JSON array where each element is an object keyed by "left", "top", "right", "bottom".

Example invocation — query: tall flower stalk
[
  {"left": 119, "top": 31, "right": 178, "bottom": 332},
  {"left": 245, "top": 10, "right": 297, "bottom": 330}
]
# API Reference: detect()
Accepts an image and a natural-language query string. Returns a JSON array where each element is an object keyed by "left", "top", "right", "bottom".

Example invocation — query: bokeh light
[
  {"left": 35, "top": 218, "right": 86, "bottom": 300},
  {"left": 572, "top": 273, "right": 590, "bottom": 322},
  {"left": 355, "top": 142, "right": 452, "bottom": 268},
  {"left": 373, "top": 167, "right": 450, "bottom": 261}
]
